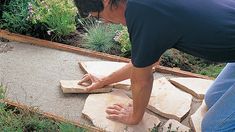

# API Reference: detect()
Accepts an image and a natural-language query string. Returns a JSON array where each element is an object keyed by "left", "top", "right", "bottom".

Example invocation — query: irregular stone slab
[
  {"left": 60, "top": 80, "right": 112, "bottom": 93},
  {"left": 190, "top": 101, "right": 208, "bottom": 132},
  {"left": 170, "top": 77, "right": 214, "bottom": 99},
  {"left": 162, "top": 119, "right": 191, "bottom": 132},
  {"left": 147, "top": 77, "right": 193, "bottom": 122},
  {"left": 82, "top": 90, "right": 161, "bottom": 132},
  {"left": 79, "top": 61, "right": 131, "bottom": 90}
]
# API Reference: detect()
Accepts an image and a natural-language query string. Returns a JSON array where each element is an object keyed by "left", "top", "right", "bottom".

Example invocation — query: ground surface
[{"left": 0, "top": 41, "right": 201, "bottom": 129}]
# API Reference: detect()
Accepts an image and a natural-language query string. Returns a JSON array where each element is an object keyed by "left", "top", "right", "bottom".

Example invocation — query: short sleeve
[{"left": 125, "top": 1, "right": 181, "bottom": 68}]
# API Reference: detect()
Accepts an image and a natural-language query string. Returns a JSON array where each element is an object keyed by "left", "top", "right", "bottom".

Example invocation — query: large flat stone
[
  {"left": 82, "top": 89, "right": 161, "bottom": 132},
  {"left": 162, "top": 119, "right": 191, "bottom": 132},
  {"left": 190, "top": 101, "right": 208, "bottom": 132},
  {"left": 79, "top": 61, "right": 131, "bottom": 90},
  {"left": 170, "top": 77, "right": 214, "bottom": 99},
  {"left": 147, "top": 77, "right": 193, "bottom": 122},
  {"left": 60, "top": 80, "right": 112, "bottom": 93}
]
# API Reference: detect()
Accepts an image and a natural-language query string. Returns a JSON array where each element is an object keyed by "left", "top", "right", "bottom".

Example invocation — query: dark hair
[{"left": 73, "top": 0, "right": 123, "bottom": 18}]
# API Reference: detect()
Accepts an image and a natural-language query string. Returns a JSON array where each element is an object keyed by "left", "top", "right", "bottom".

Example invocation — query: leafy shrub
[
  {"left": 114, "top": 26, "right": 131, "bottom": 57},
  {"left": 82, "top": 23, "right": 122, "bottom": 54},
  {"left": 0, "top": 0, "right": 33, "bottom": 34},
  {"left": 31, "top": 0, "right": 77, "bottom": 39},
  {"left": 160, "top": 49, "right": 225, "bottom": 77}
]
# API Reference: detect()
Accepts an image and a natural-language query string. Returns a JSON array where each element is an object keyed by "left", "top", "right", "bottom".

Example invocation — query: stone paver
[
  {"left": 148, "top": 77, "right": 193, "bottom": 122},
  {"left": 79, "top": 61, "right": 131, "bottom": 90},
  {"left": 170, "top": 77, "right": 214, "bottom": 99},
  {"left": 82, "top": 89, "right": 161, "bottom": 132},
  {"left": 60, "top": 80, "right": 112, "bottom": 93},
  {"left": 190, "top": 101, "right": 208, "bottom": 132}
]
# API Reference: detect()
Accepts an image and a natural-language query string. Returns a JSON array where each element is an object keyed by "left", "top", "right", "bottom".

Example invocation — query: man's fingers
[
  {"left": 107, "top": 104, "right": 122, "bottom": 111},
  {"left": 113, "top": 103, "right": 126, "bottom": 109},
  {"left": 106, "top": 114, "right": 120, "bottom": 120},
  {"left": 78, "top": 76, "right": 91, "bottom": 85},
  {"left": 106, "top": 108, "right": 120, "bottom": 115},
  {"left": 85, "top": 83, "right": 100, "bottom": 91}
]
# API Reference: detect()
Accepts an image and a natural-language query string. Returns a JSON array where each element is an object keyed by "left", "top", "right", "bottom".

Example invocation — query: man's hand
[
  {"left": 78, "top": 73, "right": 106, "bottom": 91},
  {"left": 106, "top": 103, "right": 140, "bottom": 125}
]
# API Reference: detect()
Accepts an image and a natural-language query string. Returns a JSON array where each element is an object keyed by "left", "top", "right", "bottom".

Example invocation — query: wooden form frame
[{"left": 0, "top": 29, "right": 212, "bottom": 130}]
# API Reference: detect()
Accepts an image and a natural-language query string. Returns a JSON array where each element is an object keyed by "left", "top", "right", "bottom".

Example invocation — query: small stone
[{"left": 60, "top": 80, "right": 112, "bottom": 93}]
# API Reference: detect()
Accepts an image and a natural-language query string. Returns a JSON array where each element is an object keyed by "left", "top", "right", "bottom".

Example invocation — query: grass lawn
[{"left": 0, "top": 84, "right": 87, "bottom": 131}]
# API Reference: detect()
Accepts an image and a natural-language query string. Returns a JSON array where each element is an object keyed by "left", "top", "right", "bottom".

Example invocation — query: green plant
[
  {"left": 31, "top": 0, "right": 77, "bottom": 40},
  {"left": 114, "top": 26, "right": 131, "bottom": 56},
  {"left": 1, "top": 0, "right": 33, "bottom": 33},
  {"left": 59, "top": 122, "right": 87, "bottom": 132},
  {"left": 82, "top": 23, "right": 122, "bottom": 54},
  {"left": 160, "top": 49, "right": 225, "bottom": 77}
]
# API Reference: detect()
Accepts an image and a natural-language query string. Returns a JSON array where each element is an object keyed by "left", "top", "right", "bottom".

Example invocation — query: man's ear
[{"left": 103, "top": 0, "right": 109, "bottom": 7}]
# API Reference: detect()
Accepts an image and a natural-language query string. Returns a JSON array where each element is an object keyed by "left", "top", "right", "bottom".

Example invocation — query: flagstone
[
  {"left": 82, "top": 89, "right": 161, "bottom": 132},
  {"left": 147, "top": 77, "right": 193, "bottom": 122},
  {"left": 170, "top": 77, "right": 214, "bottom": 99},
  {"left": 60, "top": 80, "right": 112, "bottom": 93},
  {"left": 190, "top": 101, "right": 208, "bottom": 132},
  {"left": 79, "top": 61, "right": 131, "bottom": 90},
  {"left": 162, "top": 119, "right": 191, "bottom": 132}
]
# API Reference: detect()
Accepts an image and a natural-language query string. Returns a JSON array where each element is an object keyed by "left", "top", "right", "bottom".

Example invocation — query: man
[{"left": 74, "top": 0, "right": 235, "bottom": 131}]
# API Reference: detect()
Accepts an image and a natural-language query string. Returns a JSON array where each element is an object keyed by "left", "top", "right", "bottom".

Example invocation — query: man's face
[{"left": 89, "top": 1, "right": 126, "bottom": 25}]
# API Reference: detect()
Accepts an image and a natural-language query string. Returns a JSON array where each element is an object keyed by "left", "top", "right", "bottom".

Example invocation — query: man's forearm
[
  {"left": 101, "top": 62, "right": 133, "bottom": 85},
  {"left": 130, "top": 65, "right": 153, "bottom": 123}
]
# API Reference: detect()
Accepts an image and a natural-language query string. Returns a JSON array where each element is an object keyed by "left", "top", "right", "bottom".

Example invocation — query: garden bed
[{"left": 0, "top": 0, "right": 225, "bottom": 78}]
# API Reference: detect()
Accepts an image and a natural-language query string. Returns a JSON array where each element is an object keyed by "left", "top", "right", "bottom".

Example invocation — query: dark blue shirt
[{"left": 125, "top": 0, "right": 235, "bottom": 67}]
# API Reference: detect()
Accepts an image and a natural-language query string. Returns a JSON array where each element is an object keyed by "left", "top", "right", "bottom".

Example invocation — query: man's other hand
[{"left": 106, "top": 103, "right": 140, "bottom": 125}]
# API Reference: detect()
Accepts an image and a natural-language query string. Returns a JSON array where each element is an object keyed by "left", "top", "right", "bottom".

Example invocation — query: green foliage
[
  {"left": 160, "top": 49, "right": 225, "bottom": 78},
  {"left": 31, "top": 0, "right": 77, "bottom": 39},
  {"left": 114, "top": 26, "right": 131, "bottom": 56},
  {"left": 0, "top": 0, "right": 33, "bottom": 33},
  {"left": 197, "top": 64, "right": 225, "bottom": 78},
  {"left": 82, "top": 23, "right": 122, "bottom": 54},
  {"left": 58, "top": 122, "right": 87, "bottom": 132},
  {"left": 0, "top": 104, "right": 87, "bottom": 131}
]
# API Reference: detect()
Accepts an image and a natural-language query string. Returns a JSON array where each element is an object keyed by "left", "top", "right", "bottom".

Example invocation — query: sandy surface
[{"left": 0, "top": 41, "right": 202, "bottom": 130}]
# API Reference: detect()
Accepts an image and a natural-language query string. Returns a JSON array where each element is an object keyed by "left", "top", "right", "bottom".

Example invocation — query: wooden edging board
[
  {"left": 0, "top": 30, "right": 212, "bottom": 80},
  {"left": 0, "top": 99, "right": 103, "bottom": 132}
]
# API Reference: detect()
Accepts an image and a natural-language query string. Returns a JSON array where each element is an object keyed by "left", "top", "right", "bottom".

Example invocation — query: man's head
[{"left": 74, "top": 0, "right": 127, "bottom": 24}]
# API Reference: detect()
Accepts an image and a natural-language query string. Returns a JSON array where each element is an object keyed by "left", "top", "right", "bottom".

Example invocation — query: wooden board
[
  {"left": 162, "top": 119, "right": 191, "bottom": 132},
  {"left": 170, "top": 77, "right": 213, "bottom": 99},
  {"left": 190, "top": 101, "right": 208, "bottom": 132},
  {"left": 79, "top": 61, "right": 131, "bottom": 90},
  {"left": 147, "top": 77, "right": 193, "bottom": 122},
  {"left": 82, "top": 89, "right": 161, "bottom": 132},
  {"left": 60, "top": 80, "right": 112, "bottom": 93}
]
